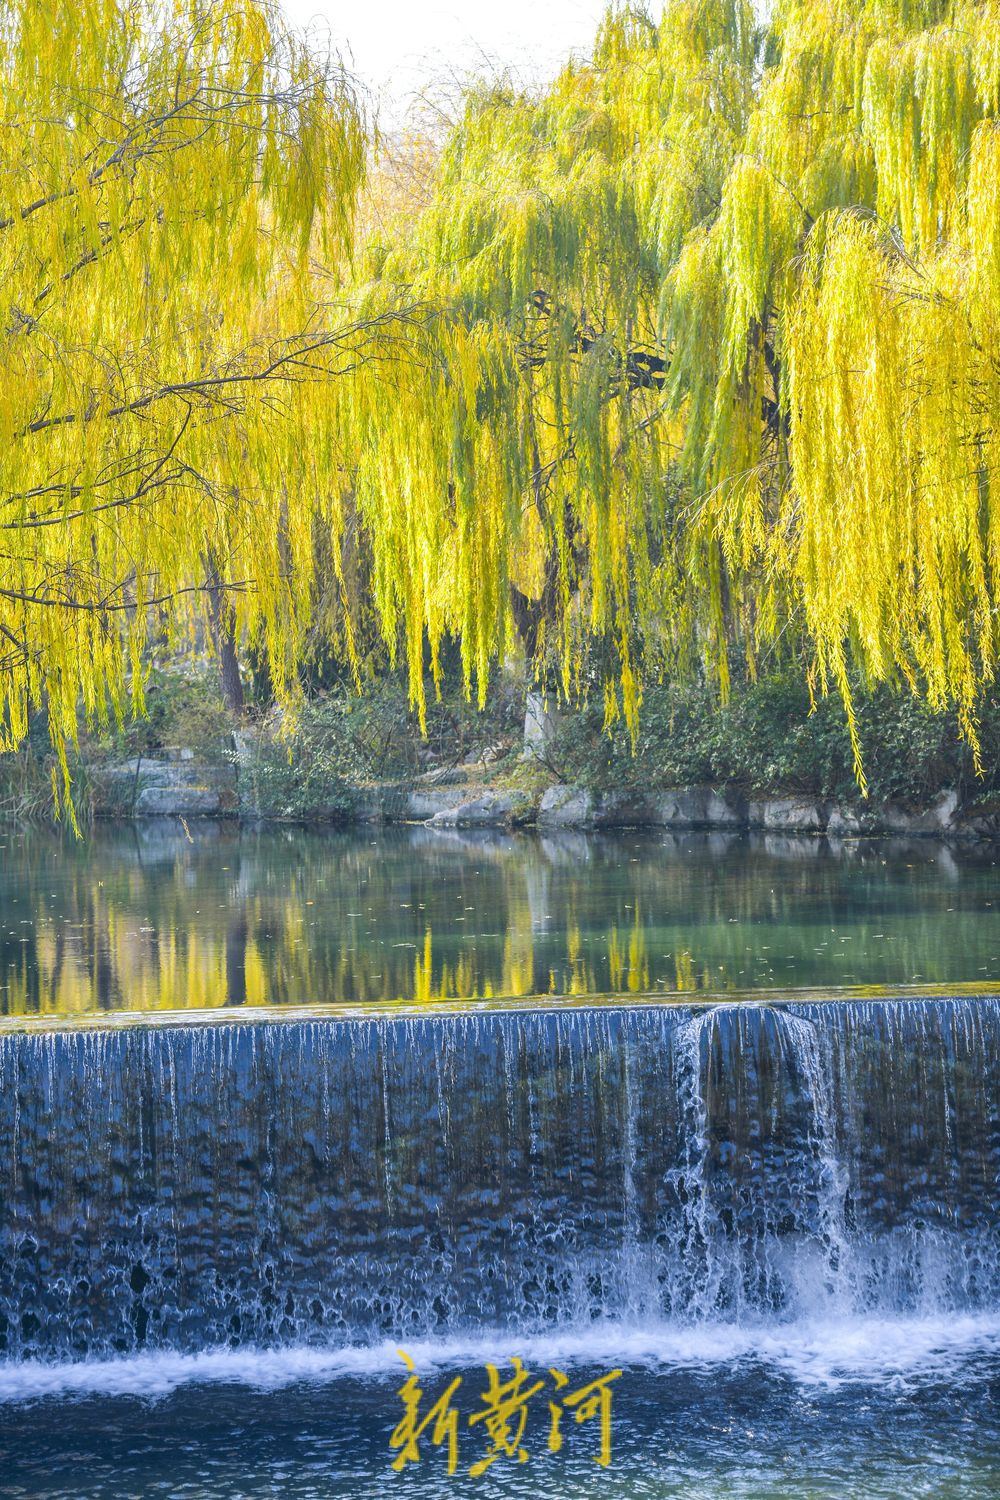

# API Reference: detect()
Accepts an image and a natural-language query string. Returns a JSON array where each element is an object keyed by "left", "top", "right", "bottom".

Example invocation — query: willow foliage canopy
[
  {"left": 0, "top": 0, "right": 376, "bottom": 816},
  {"left": 339, "top": 0, "right": 1000, "bottom": 784},
  {"left": 4, "top": 0, "right": 1000, "bottom": 801}
]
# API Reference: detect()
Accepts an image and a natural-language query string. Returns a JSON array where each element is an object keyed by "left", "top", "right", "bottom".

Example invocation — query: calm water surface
[{"left": 1, "top": 821, "right": 999, "bottom": 1018}]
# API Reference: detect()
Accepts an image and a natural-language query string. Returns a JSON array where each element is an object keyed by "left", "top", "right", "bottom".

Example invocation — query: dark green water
[{"left": 1, "top": 822, "right": 1000, "bottom": 1019}]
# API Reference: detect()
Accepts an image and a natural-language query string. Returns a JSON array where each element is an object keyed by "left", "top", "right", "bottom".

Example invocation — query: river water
[
  {"left": 2, "top": 821, "right": 1000, "bottom": 1017},
  {"left": 2, "top": 825, "right": 1000, "bottom": 1496}
]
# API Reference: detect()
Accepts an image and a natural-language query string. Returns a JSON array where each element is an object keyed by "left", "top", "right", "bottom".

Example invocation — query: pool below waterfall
[{"left": 2, "top": 826, "right": 1000, "bottom": 1496}]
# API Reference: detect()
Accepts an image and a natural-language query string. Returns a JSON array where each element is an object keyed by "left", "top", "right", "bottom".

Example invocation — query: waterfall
[{"left": 2, "top": 998, "right": 1000, "bottom": 1363}]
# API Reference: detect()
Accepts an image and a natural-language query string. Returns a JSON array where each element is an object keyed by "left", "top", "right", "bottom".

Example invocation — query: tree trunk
[
  {"left": 523, "top": 688, "right": 557, "bottom": 761},
  {"left": 205, "top": 555, "right": 245, "bottom": 715}
]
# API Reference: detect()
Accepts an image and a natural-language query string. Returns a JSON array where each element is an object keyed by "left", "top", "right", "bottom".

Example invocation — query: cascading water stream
[
  {"left": 666, "top": 1006, "right": 849, "bottom": 1321},
  {"left": 1, "top": 998, "right": 1000, "bottom": 1367}
]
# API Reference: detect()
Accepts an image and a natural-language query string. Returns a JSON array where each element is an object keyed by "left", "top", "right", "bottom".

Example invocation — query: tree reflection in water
[{"left": 0, "top": 823, "right": 998, "bottom": 1019}]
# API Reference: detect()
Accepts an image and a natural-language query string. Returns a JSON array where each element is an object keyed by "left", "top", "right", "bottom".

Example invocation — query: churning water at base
[
  {"left": 3, "top": 997, "right": 1000, "bottom": 1495},
  {"left": 4, "top": 1349, "right": 999, "bottom": 1499},
  {"left": 4, "top": 1313, "right": 1000, "bottom": 1403}
]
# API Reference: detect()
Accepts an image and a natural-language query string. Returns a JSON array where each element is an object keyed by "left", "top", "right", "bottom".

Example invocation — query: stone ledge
[
  {"left": 537, "top": 784, "right": 753, "bottom": 832},
  {"left": 748, "top": 797, "right": 829, "bottom": 833},
  {"left": 426, "top": 791, "right": 519, "bottom": 828},
  {"left": 84, "top": 753, "right": 1000, "bottom": 841},
  {"left": 87, "top": 753, "right": 237, "bottom": 818},
  {"left": 535, "top": 783, "right": 984, "bottom": 838}
]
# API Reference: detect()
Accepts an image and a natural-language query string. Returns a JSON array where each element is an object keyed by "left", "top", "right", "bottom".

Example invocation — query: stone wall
[
  {"left": 534, "top": 783, "right": 994, "bottom": 839},
  {"left": 85, "top": 742, "right": 1000, "bottom": 840},
  {"left": 87, "top": 751, "right": 238, "bottom": 819}
]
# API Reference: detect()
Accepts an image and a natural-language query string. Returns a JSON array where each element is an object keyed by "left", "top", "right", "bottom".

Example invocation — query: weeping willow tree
[
  {"left": 334, "top": 0, "right": 1000, "bottom": 784},
  {"left": 7, "top": 0, "right": 1000, "bottom": 806},
  {"left": 0, "top": 0, "right": 412, "bottom": 818}
]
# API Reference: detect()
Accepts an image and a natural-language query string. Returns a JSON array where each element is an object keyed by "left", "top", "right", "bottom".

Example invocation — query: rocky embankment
[
  {"left": 83, "top": 739, "right": 1000, "bottom": 840},
  {"left": 87, "top": 750, "right": 238, "bottom": 818}
]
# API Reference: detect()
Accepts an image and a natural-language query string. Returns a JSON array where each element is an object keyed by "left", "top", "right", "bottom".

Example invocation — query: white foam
[{"left": 3, "top": 1313, "right": 1000, "bottom": 1404}]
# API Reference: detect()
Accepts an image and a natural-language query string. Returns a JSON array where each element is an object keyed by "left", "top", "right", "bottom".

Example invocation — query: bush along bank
[{"left": 10, "top": 666, "right": 1000, "bottom": 839}]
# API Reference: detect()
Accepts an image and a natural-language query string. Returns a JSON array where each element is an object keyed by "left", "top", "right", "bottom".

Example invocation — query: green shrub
[
  {"left": 90, "top": 660, "right": 233, "bottom": 762},
  {"left": 243, "top": 675, "right": 522, "bottom": 821},
  {"left": 546, "top": 671, "right": 1000, "bottom": 804}
]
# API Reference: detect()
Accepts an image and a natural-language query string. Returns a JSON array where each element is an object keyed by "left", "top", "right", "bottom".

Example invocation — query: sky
[{"left": 280, "top": 1, "right": 611, "bottom": 123}]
